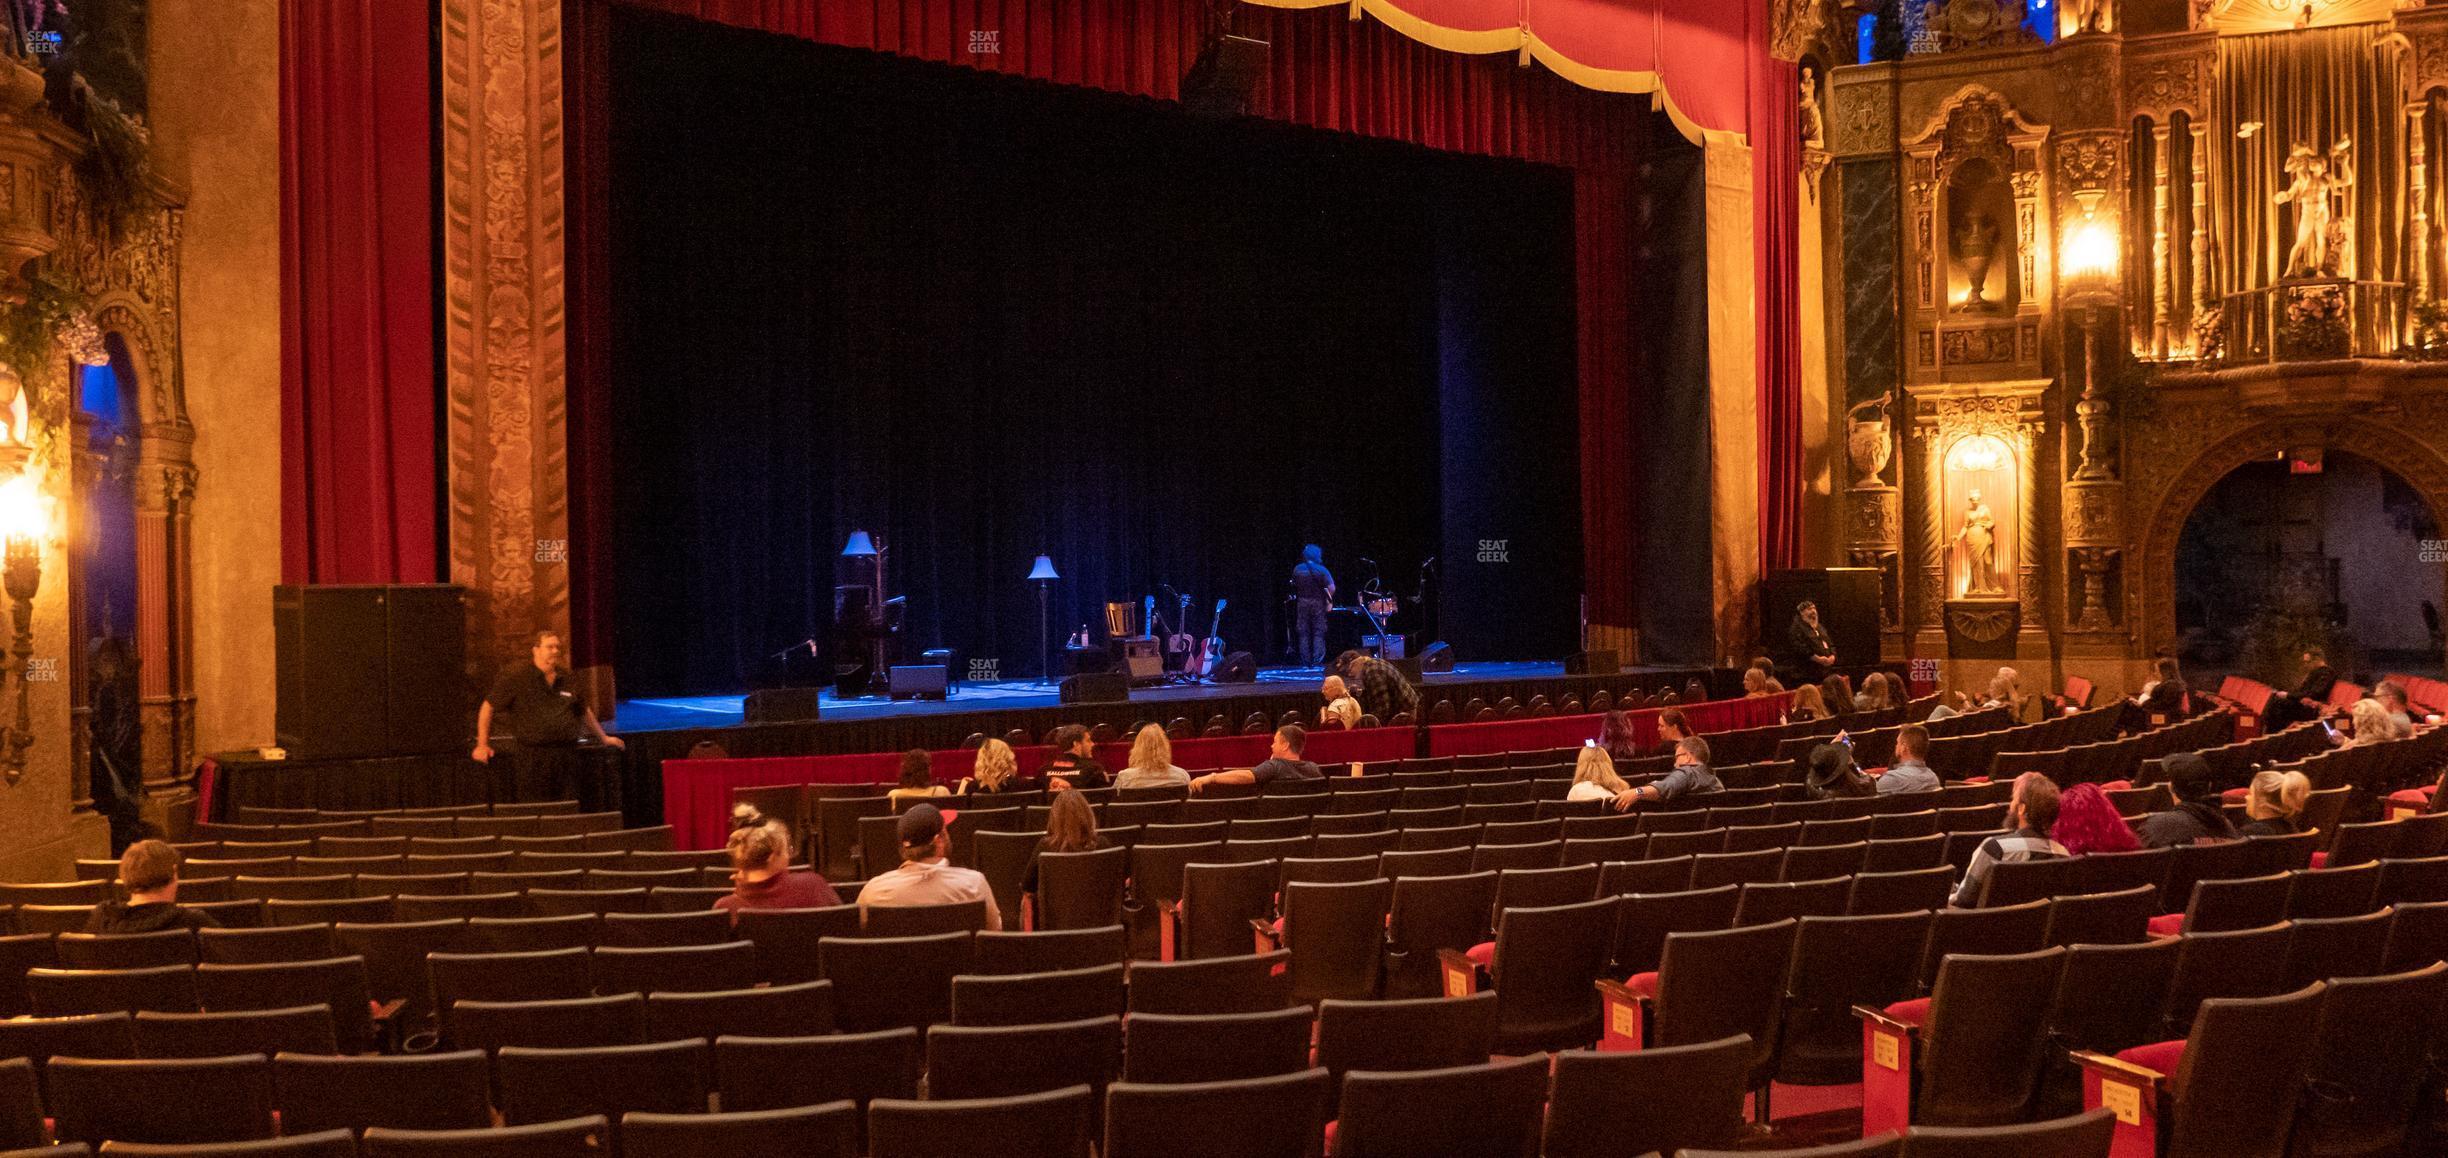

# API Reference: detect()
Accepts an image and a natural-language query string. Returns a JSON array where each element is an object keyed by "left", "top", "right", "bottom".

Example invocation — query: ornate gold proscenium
[{"left": 0, "top": 471, "right": 41, "bottom": 786}]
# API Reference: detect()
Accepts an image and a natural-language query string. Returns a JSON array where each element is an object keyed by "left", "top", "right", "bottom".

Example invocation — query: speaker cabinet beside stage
[
  {"left": 1061, "top": 671, "right": 1132, "bottom": 704},
  {"left": 275, "top": 585, "right": 468, "bottom": 760},
  {"left": 1761, "top": 568, "right": 1882, "bottom": 668},
  {"left": 1417, "top": 641, "right": 1455, "bottom": 674},
  {"left": 745, "top": 686, "right": 823, "bottom": 723},
  {"left": 1388, "top": 657, "right": 1424, "bottom": 684},
  {"left": 889, "top": 665, "right": 948, "bottom": 701}
]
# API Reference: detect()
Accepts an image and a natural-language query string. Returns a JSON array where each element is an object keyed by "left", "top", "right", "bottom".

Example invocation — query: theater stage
[{"left": 609, "top": 660, "right": 1655, "bottom": 734}]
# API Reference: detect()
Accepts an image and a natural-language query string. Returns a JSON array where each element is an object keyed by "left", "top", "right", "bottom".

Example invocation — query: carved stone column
[
  {"left": 132, "top": 458, "right": 195, "bottom": 789},
  {"left": 2412, "top": 101, "right": 2433, "bottom": 311},
  {"left": 2188, "top": 123, "right": 2208, "bottom": 354},
  {"left": 2016, "top": 420, "right": 2044, "bottom": 638},
  {"left": 441, "top": 0, "right": 572, "bottom": 669},
  {"left": 2152, "top": 124, "right": 2172, "bottom": 358}
]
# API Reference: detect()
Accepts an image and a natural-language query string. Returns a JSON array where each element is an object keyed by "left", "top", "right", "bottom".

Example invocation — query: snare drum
[{"left": 1367, "top": 596, "right": 1399, "bottom": 618}]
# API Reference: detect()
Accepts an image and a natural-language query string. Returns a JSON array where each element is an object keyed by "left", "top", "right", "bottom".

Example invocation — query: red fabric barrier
[
  {"left": 1422, "top": 694, "right": 1790, "bottom": 757},
  {"left": 663, "top": 724, "right": 1420, "bottom": 848}
]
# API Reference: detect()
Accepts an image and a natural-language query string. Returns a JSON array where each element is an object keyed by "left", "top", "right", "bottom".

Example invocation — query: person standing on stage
[
  {"left": 472, "top": 630, "right": 624, "bottom": 802},
  {"left": 1291, "top": 544, "right": 1336, "bottom": 667}
]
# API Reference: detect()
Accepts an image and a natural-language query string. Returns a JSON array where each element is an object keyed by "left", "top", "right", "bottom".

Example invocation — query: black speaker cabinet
[
  {"left": 275, "top": 584, "right": 468, "bottom": 759},
  {"left": 889, "top": 665, "right": 948, "bottom": 701},
  {"left": 1211, "top": 652, "right": 1258, "bottom": 684},
  {"left": 1114, "top": 636, "right": 1164, "bottom": 685},
  {"left": 1060, "top": 671, "right": 1132, "bottom": 704},
  {"left": 1417, "top": 641, "right": 1455, "bottom": 674},
  {"left": 1761, "top": 568, "right": 1882, "bottom": 668},
  {"left": 746, "top": 686, "right": 824, "bottom": 722},
  {"left": 1566, "top": 649, "right": 1619, "bottom": 676},
  {"left": 1388, "top": 657, "right": 1425, "bottom": 684}
]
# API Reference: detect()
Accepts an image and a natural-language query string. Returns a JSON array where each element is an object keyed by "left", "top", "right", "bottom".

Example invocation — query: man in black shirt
[
  {"left": 1787, "top": 600, "right": 1837, "bottom": 681},
  {"left": 1190, "top": 725, "right": 1322, "bottom": 792},
  {"left": 1040, "top": 724, "right": 1109, "bottom": 791},
  {"left": 1291, "top": 545, "right": 1335, "bottom": 667},
  {"left": 86, "top": 840, "right": 219, "bottom": 933},
  {"left": 2268, "top": 648, "right": 2336, "bottom": 729},
  {"left": 474, "top": 631, "right": 623, "bottom": 804}
]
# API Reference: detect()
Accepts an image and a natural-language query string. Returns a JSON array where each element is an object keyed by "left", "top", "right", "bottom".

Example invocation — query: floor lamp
[{"left": 1030, "top": 554, "right": 1059, "bottom": 686}]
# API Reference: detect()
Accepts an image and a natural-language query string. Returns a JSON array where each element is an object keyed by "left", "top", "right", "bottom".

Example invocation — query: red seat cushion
[
  {"left": 2146, "top": 913, "right": 2185, "bottom": 938},
  {"left": 2099, "top": 780, "right": 2133, "bottom": 792},
  {"left": 1623, "top": 971, "right": 1659, "bottom": 1000},
  {"left": 1884, "top": 998, "right": 1932, "bottom": 1028},
  {"left": 2389, "top": 788, "right": 2431, "bottom": 808},
  {"left": 1466, "top": 941, "right": 1495, "bottom": 969},
  {"left": 2220, "top": 788, "right": 2248, "bottom": 802},
  {"left": 2311, "top": 851, "right": 2329, "bottom": 869},
  {"left": 2116, "top": 1039, "right": 2186, "bottom": 1077}
]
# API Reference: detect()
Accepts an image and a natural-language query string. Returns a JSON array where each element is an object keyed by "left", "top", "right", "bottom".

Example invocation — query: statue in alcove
[
  {"left": 1799, "top": 65, "right": 1825, "bottom": 148},
  {"left": 1955, "top": 488, "right": 2004, "bottom": 596},
  {"left": 1951, "top": 209, "right": 2003, "bottom": 314},
  {"left": 2275, "top": 139, "right": 2354, "bottom": 279}
]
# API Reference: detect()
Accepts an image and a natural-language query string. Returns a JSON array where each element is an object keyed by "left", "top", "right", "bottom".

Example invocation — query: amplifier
[
  {"left": 1060, "top": 671, "right": 1131, "bottom": 704},
  {"left": 889, "top": 665, "right": 948, "bottom": 700},
  {"left": 1116, "top": 635, "right": 1164, "bottom": 684},
  {"left": 745, "top": 686, "right": 823, "bottom": 722}
]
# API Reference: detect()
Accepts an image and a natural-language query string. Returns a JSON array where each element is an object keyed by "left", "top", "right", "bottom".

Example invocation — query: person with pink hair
[{"left": 2051, "top": 782, "right": 2140, "bottom": 857}]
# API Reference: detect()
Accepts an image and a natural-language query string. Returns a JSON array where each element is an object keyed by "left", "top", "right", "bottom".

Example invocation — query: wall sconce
[
  {"left": 2061, "top": 191, "right": 2122, "bottom": 479},
  {"left": 0, "top": 472, "right": 43, "bottom": 784}
]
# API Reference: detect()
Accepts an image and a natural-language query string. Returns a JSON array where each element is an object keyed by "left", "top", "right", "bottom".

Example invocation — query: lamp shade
[
  {"left": 1028, "top": 554, "right": 1059, "bottom": 582},
  {"left": 841, "top": 530, "right": 878, "bottom": 558}
]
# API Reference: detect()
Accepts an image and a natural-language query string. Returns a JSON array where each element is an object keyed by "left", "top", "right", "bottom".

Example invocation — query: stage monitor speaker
[
  {"left": 889, "top": 665, "right": 948, "bottom": 701},
  {"left": 1061, "top": 671, "right": 1131, "bottom": 704},
  {"left": 1212, "top": 652, "right": 1258, "bottom": 684},
  {"left": 1181, "top": 33, "right": 1267, "bottom": 117},
  {"left": 1388, "top": 657, "right": 1424, "bottom": 684},
  {"left": 1417, "top": 641, "right": 1455, "bottom": 674},
  {"left": 1566, "top": 649, "right": 1619, "bottom": 676},
  {"left": 275, "top": 584, "right": 468, "bottom": 760},
  {"left": 1762, "top": 568, "right": 1881, "bottom": 668},
  {"left": 1116, "top": 636, "right": 1164, "bottom": 684},
  {"left": 746, "top": 686, "right": 823, "bottom": 722}
]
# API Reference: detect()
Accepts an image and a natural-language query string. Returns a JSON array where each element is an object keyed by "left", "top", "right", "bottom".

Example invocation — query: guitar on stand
[
  {"left": 1161, "top": 589, "right": 1198, "bottom": 672},
  {"left": 1187, "top": 598, "right": 1228, "bottom": 681}
]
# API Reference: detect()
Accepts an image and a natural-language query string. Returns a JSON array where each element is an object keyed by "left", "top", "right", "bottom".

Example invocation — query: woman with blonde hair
[
  {"left": 1742, "top": 666, "right": 1772, "bottom": 698},
  {"left": 1320, "top": 675, "right": 1362, "bottom": 729},
  {"left": 713, "top": 820, "right": 841, "bottom": 917},
  {"left": 2239, "top": 768, "right": 2312, "bottom": 836},
  {"left": 1565, "top": 746, "right": 1633, "bottom": 807},
  {"left": 1856, "top": 671, "right": 1894, "bottom": 713},
  {"left": 1115, "top": 724, "right": 1190, "bottom": 790},
  {"left": 2345, "top": 698, "right": 2406, "bottom": 747},
  {"left": 957, "top": 738, "right": 1037, "bottom": 797}
]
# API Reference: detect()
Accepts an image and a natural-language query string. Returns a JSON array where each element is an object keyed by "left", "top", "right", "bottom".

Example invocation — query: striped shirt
[{"left": 1950, "top": 828, "right": 2069, "bottom": 908}]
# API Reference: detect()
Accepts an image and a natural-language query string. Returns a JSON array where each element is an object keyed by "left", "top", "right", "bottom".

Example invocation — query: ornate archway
[{"left": 2134, "top": 414, "right": 2448, "bottom": 655}]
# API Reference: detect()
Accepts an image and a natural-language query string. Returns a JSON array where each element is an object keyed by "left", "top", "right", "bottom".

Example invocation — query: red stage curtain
[
  {"left": 1753, "top": 51, "right": 1804, "bottom": 572},
  {"left": 278, "top": 0, "right": 437, "bottom": 585}
]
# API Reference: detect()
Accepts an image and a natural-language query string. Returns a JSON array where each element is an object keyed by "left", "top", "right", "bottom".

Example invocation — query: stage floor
[{"left": 612, "top": 660, "right": 1606, "bottom": 734}]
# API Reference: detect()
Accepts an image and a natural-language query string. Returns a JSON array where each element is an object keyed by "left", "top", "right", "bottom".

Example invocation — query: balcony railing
[{"left": 2211, "top": 279, "right": 2405, "bottom": 365}]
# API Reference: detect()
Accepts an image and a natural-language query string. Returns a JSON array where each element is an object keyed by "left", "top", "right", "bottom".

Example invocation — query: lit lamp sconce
[
  {"left": 0, "top": 472, "right": 41, "bottom": 784},
  {"left": 2060, "top": 192, "right": 2121, "bottom": 481}
]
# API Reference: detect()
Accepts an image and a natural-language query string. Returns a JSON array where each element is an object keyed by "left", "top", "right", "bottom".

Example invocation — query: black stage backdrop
[{"left": 607, "top": 13, "right": 1582, "bottom": 698}]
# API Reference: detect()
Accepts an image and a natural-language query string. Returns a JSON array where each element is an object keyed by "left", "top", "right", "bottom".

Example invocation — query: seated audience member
[
  {"left": 1114, "top": 724, "right": 1191, "bottom": 790},
  {"left": 1751, "top": 657, "right": 1786, "bottom": 695},
  {"left": 1980, "top": 666, "right": 2032, "bottom": 722},
  {"left": 1951, "top": 773, "right": 2067, "bottom": 907},
  {"left": 1649, "top": 708, "right": 1691, "bottom": 759},
  {"left": 1022, "top": 791, "right": 1109, "bottom": 895},
  {"left": 2237, "top": 769, "right": 2311, "bottom": 837},
  {"left": 729, "top": 801, "right": 769, "bottom": 833},
  {"left": 2136, "top": 753, "right": 2239, "bottom": 848},
  {"left": 1566, "top": 746, "right": 1634, "bottom": 808},
  {"left": 957, "top": 738, "right": 1041, "bottom": 797},
  {"left": 2051, "top": 783, "right": 2140, "bottom": 856},
  {"left": 2343, "top": 697, "right": 2407, "bottom": 747},
  {"left": 1877, "top": 724, "right": 1941, "bottom": 795},
  {"left": 858, "top": 804, "right": 1003, "bottom": 930},
  {"left": 1319, "top": 676, "right": 1362, "bottom": 730},
  {"left": 1619, "top": 736, "right": 1721, "bottom": 808},
  {"left": 1786, "top": 684, "right": 1830, "bottom": 723},
  {"left": 1595, "top": 710, "right": 1642, "bottom": 762},
  {"left": 2374, "top": 680, "right": 2425, "bottom": 729},
  {"left": 1190, "top": 725, "right": 1321, "bottom": 793},
  {"left": 1804, "top": 742, "right": 1874, "bottom": 801},
  {"left": 1821, "top": 674, "right": 1854, "bottom": 717},
  {"left": 2268, "top": 647, "right": 2336, "bottom": 731},
  {"left": 1041, "top": 725, "right": 1110, "bottom": 792},
  {"left": 1924, "top": 692, "right": 1963, "bottom": 722},
  {"left": 714, "top": 820, "right": 841, "bottom": 916},
  {"left": 2134, "top": 656, "right": 2189, "bottom": 717},
  {"left": 887, "top": 749, "right": 951, "bottom": 806},
  {"left": 1854, "top": 671, "right": 1894, "bottom": 714},
  {"left": 1742, "top": 666, "right": 1774, "bottom": 699},
  {"left": 1338, "top": 650, "right": 1420, "bottom": 723},
  {"left": 87, "top": 840, "right": 220, "bottom": 934}
]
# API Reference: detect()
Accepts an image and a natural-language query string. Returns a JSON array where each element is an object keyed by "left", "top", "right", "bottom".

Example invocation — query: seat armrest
[{"left": 1435, "top": 948, "right": 1482, "bottom": 997}]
